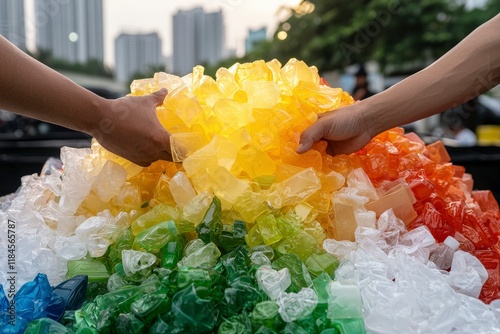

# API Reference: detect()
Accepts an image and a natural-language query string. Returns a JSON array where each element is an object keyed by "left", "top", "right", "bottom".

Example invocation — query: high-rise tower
[
  {"left": 35, "top": 0, "right": 103, "bottom": 64},
  {"left": 172, "top": 7, "right": 225, "bottom": 75},
  {"left": 115, "top": 32, "right": 163, "bottom": 83},
  {"left": 0, "top": 0, "right": 26, "bottom": 49}
]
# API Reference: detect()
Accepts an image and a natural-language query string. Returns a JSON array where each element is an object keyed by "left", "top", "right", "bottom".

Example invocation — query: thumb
[
  {"left": 296, "top": 121, "right": 327, "bottom": 154},
  {"left": 150, "top": 88, "right": 168, "bottom": 106}
]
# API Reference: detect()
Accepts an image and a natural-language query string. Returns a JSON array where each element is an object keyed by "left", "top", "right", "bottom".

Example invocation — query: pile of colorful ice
[{"left": 2, "top": 58, "right": 500, "bottom": 333}]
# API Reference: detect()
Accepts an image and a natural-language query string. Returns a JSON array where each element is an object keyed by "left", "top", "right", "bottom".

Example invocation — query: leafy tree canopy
[{"left": 206, "top": 0, "right": 499, "bottom": 76}]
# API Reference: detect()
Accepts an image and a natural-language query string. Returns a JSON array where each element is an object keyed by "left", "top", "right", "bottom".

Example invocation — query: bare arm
[
  {"left": 0, "top": 35, "right": 172, "bottom": 166},
  {"left": 369, "top": 13, "right": 500, "bottom": 135},
  {"left": 298, "top": 13, "right": 500, "bottom": 155}
]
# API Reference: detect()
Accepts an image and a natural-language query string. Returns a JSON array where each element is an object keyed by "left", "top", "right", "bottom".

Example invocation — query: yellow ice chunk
[{"left": 88, "top": 58, "right": 356, "bottom": 251}]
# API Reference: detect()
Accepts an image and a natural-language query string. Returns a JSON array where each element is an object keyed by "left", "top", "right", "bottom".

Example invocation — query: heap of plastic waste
[{"left": 1, "top": 59, "right": 500, "bottom": 333}]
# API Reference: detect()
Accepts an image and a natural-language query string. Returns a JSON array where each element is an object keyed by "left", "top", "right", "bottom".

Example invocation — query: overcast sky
[{"left": 25, "top": 0, "right": 300, "bottom": 67}]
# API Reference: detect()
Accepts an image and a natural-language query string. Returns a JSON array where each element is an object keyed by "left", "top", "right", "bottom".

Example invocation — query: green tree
[
  {"left": 207, "top": 0, "right": 498, "bottom": 76},
  {"left": 269, "top": 0, "right": 498, "bottom": 73}
]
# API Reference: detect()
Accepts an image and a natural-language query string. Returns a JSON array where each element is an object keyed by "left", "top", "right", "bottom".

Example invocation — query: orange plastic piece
[
  {"left": 474, "top": 250, "right": 500, "bottom": 303},
  {"left": 453, "top": 165, "right": 466, "bottom": 178},
  {"left": 426, "top": 141, "right": 451, "bottom": 163},
  {"left": 473, "top": 190, "right": 500, "bottom": 214},
  {"left": 410, "top": 202, "right": 454, "bottom": 242},
  {"left": 365, "top": 184, "right": 417, "bottom": 227}
]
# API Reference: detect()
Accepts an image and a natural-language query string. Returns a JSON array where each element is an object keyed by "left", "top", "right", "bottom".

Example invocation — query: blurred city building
[
  {"left": 35, "top": 0, "right": 103, "bottom": 64},
  {"left": 224, "top": 48, "right": 236, "bottom": 59},
  {"left": 245, "top": 27, "right": 267, "bottom": 54},
  {"left": 115, "top": 32, "right": 163, "bottom": 83},
  {"left": 0, "top": 0, "right": 25, "bottom": 49},
  {"left": 173, "top": 7, "right": 224, "bottom": 75}
]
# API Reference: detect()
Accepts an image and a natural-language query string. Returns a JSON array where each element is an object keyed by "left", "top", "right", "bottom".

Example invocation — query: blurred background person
[
  {"left": 352, "top": 64, "right": 375, "bottom": 101},
  {"left": 442, "top": 106, "right": 478, "bottom": 146},
  {"left": 441, "top": 97, "right": 484, "bottom": 146}
]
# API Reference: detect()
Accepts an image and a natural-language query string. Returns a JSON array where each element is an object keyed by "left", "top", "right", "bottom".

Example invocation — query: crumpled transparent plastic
[
  {"left": 177, "top": 241, "right": 221, "bottom": 269},
  {"left": 447, "top": 250, "right": 488, "bottom": 298},
  {"left": 276, "top": 287, "right": 318, "bottom": 322},
  {"left": 255, "top": 265, "right": 291, "bottom": 300},
  {"left": 121, "top": 249, "right": 157, "bottom": 276}
]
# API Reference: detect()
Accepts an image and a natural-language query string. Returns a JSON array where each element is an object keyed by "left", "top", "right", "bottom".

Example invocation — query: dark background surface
[
  {"left": 446, "top": 146, "right": 500, "bottom": 202},
  {"left": 0, "top": 86, "right": 115, "bottom": 197},
  {"left": 0, "top": 133, "right": 91, "bottom": 196}
]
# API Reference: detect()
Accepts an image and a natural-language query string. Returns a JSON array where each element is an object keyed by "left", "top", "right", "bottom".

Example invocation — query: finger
[
  {"left": 326, "top": 142, "right": 335, "bottom": 156},
  {"left": 296, "top": 120, "right": 328, "bottom": 154},
  {"left": 135, "top": 161, "right": 152, "bottom": 168},
  {"left": 158, "top": 130, "right": 173, "bottom": 161},
  {"left": 317, "top": 110, "right": 335, "bottom": 118},
  {"left": 151, "top": 88, "right": 168, "bottom": 106},
  {"left": 158, "top": 149, "right": 173, "bottom": 162}
]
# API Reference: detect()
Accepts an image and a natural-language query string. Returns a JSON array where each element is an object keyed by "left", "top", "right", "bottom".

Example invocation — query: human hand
[
  {"left": 297, "top": 102, "right": 373, "bottom": 155},
  {"left": 90, "top": 89, "right": 172, "bottom": 167}
]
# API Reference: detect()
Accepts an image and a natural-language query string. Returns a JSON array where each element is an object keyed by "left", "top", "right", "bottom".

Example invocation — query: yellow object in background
[{"left": 476, "top": 125, "right": 500, "bottom": 145}]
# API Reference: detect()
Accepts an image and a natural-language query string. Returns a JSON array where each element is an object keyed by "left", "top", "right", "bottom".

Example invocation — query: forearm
[
  {"left": 0, "top": 35, "right": 108, "bottom": 134},
  {"left": 365, "top": 14, "right": 500, "bottom": 137}
]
